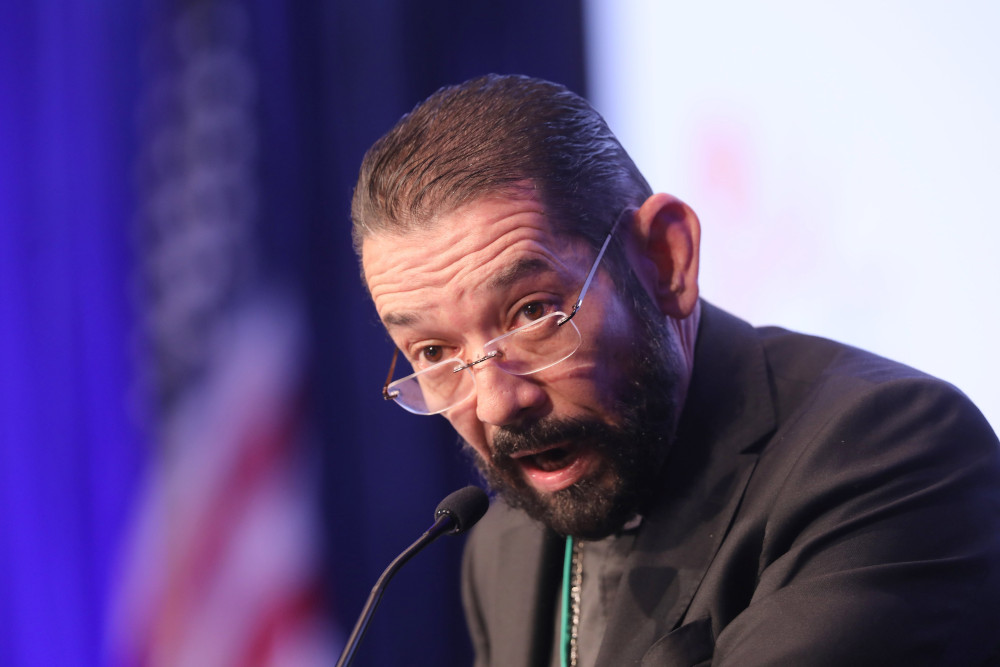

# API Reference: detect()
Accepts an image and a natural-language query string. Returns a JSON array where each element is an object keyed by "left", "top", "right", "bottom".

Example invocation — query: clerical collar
[{"left": 621, "top": 514, "right": 643, "bottom": 532}]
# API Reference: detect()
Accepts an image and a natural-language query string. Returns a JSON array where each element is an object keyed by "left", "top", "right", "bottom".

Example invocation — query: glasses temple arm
[
  {"left": 558, "top": 211, "right": 626, "bottom": 326},
  {"left": 382, "top": 348, "right": 400, "bottom": 400}
]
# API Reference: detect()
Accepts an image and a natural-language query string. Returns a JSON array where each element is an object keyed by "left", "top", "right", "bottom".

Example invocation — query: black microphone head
[{"left": 434, "top": 486, "right": 489, "bottom": 534}]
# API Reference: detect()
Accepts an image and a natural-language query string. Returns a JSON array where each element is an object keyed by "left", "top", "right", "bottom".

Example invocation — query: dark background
[{"left": 0, "top": 1, "right": 586, "bottom": 665}]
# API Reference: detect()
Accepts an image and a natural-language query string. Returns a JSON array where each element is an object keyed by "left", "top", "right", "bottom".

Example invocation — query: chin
[{"left": 474, "top": 445, "right": 659, "bottom": 540}]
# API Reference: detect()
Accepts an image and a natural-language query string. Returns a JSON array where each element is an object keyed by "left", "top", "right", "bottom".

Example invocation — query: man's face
[{"left": 362, "top": 194, "right": 682, "bottom": 538}]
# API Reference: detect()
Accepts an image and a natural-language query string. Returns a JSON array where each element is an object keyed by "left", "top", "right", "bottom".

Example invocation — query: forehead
[{"left": 362, "top": 195, "right": 590, "bottom": 329}]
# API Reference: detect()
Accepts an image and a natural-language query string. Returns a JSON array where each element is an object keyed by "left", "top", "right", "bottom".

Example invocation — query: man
[{"left": 352, "top": 74, "right": 1000, "bottom": 666}]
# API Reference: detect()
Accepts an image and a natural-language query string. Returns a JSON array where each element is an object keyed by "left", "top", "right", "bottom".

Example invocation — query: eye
[
  {"left": 518, "top": 301, "right": 547, "bottom": 323},
  {"left": 406, "top": 341, "right": 459, "bottom": 371},
  {"left": 419, "top": 345, "right": 445, "bottom": 364}
]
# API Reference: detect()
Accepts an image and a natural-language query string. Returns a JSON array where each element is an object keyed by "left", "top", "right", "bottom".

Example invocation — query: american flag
[
  {"left": 109, "top": 300, "right": 338, "bottom": 667},
  {"left": 108, "top": 2, "right": 338, "bottom": 664}
]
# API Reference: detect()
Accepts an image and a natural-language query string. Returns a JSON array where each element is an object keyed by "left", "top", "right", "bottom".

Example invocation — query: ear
[{"left": 625, "top": 193, "right": 701, "bottom": 319}]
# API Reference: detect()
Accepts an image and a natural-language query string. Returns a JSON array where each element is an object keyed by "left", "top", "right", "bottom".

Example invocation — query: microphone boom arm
[
  {"left": 335, "top": 514, "right": 454, "bottom": 667},
  {"left": 335, "top": 485, "right": 488, "bottom": 667}
]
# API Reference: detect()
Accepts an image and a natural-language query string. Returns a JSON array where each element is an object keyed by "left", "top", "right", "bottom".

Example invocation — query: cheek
[
  {"left": 541, "top": 353, "right": 630, "bottom": 421},
  {"left": 575, "top": 301, "right": 639, "bottom": 398},
  {"left": 445, "top": 404, "right": 489, "bottom": 459}
]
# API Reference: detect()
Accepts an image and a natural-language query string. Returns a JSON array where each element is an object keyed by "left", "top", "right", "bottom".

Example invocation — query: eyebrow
[
  {"left": 382, "top": 257, "right": 559, "bottom": 331},
  {"left": 485, "top": 257, "right": 555, "bottom": 291},
  {"left": 382, "top": 310, "right": 421, "bottom": 329}
]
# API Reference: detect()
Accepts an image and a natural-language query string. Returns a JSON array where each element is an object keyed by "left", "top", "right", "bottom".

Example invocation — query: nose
[{"left": 473, "top": 363, "right": 548, "bottom": 427}]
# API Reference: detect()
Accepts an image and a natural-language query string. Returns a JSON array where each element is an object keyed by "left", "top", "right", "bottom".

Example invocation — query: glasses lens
[
  {"left": 386, "top": 358, "right": 474, "bottom": 415},
  {"left": 384, "top": 312, "right": 581, "bottom": 414},
  {"left": 486, "top": 312, "right": 581, "bottom": 375}
]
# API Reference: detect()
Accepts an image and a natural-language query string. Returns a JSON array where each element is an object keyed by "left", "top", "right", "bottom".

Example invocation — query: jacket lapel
[
  {"left": 489, "top": 510, "right": 564, "bottom": 667},
  {"left": 595, "top": 302, "right": 776, "bottom": 666}
]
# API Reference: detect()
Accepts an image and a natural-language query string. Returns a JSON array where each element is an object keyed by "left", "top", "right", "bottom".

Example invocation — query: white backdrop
[{"left": 585, "top": 1, "right": 999, "bottom": 429}]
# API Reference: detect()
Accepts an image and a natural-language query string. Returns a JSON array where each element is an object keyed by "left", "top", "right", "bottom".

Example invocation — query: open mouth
[
  {"left": 509, "top": 443, "right": 597, "bottom": 493},
  {"left": 522, "top": 446, "right": 576, "bottom": 472}
]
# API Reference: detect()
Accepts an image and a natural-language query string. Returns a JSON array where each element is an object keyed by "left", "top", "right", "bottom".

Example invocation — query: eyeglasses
[{"left": 381, "top": 213, "right": 624, "bottom": 415}]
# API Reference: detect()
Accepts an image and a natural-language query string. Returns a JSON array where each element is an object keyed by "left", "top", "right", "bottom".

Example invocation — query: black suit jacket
[{"left": 462, "top": 302, "right": 1000, "bottom": 666}]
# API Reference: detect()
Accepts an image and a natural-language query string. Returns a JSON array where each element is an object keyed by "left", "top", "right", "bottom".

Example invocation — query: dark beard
[{"left": 465, "top": 285, "right": 684, "bottom": 540}]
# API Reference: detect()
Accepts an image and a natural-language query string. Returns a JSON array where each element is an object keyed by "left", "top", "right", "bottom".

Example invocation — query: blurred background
[{"left": 1, "top": 1, "right": 996, "bottom": 665}]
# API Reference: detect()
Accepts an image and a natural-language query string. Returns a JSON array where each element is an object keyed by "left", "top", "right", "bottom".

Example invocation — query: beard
[{"left": 464, "top": 280, "right": 685, "bottom": 540}]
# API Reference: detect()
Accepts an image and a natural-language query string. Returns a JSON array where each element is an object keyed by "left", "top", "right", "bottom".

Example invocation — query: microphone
[{"left": 334, "top": 486, "right": 489, "bottom": 667}]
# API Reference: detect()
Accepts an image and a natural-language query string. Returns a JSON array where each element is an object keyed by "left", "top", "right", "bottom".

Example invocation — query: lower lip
[{"left": 519, "top": 447, "right": 598, "bottom": 494}]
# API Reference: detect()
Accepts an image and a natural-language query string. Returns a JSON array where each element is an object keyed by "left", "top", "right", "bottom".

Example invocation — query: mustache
[{"left": 491, "top": 417, "right": 617, "bottom": 458}]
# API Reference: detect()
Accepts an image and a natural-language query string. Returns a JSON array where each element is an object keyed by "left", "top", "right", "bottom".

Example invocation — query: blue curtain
[
  {"left": 0, "top": 3, "right": 144, "bottom": 666},
  {"left": 0, "top": 2, "right": 585, "bottom": 666}
]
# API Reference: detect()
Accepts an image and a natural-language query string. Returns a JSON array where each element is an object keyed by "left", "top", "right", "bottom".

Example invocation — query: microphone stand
[{"left": 334, "top": 514, "right": 455, "bottom": 667}]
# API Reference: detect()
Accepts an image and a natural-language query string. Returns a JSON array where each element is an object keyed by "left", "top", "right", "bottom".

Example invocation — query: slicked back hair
[{"left": 351, "top": 74, "right": 653, "bottom": 274}]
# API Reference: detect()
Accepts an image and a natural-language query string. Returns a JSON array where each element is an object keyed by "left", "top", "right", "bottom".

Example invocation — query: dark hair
[{"left": 351, "top": 74, "right": 652, "bottom": 265}]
